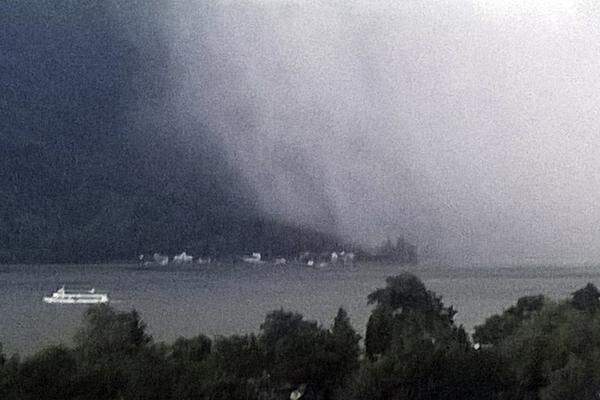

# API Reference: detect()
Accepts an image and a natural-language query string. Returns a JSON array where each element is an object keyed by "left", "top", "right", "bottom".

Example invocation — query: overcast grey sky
[{"left": 131, "top": 1, "right": 600, "bottom": 265}]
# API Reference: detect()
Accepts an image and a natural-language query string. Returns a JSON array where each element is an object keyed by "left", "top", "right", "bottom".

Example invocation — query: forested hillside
[{"left": 0, "top": 2, "right": 343, "bottom": 263}]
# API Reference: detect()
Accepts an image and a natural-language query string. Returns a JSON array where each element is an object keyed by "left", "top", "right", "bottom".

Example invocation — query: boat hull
[
  {"left": 44, "top": 297, "right": 108, "bottom": 304},
  {"left": 43, "top": 296, "right": 109, "bottom": 304}
]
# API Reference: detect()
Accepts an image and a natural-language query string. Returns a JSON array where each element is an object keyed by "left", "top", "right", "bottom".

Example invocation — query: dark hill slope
[{"left": 0, "top": 2, "right": 341, "bottom": 263}]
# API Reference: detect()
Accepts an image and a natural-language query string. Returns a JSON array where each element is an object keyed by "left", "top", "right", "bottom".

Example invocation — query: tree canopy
[{"left": 2, "top": 277, "right": 600, "bottom": 399}]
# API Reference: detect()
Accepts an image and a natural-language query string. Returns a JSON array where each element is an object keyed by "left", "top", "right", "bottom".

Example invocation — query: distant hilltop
[
  {"left": 363, "top": 236, "right": 418, "bottom": 265},
  {"left": 0, "top": 212, "right": 340, "bottom": 264},
  {"left": 0, "top": 182, "right": 418, "bottom": 264}
]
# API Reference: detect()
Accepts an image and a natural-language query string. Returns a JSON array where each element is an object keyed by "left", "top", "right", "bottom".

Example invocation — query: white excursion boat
[{"left": 43, "top": 286, "right": 109, "bottom": 304}]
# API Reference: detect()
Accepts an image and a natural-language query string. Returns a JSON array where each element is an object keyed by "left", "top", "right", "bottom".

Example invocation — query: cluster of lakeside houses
[
  {"left": 140, "top": 252, "right": 211, "bottom": 266},
  {"left": 139, "top": 250, "right": 356, "bottom": 268},
  {"left": 240, "top": 251, "right": 357, "bottom": 267},
  {"left": 138, "top": 237, "right": 417, "bottom": 267}
]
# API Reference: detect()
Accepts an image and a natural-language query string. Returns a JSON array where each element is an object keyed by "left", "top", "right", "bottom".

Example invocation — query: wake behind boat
[{"left": 43, "top": 286, "right": 109, "bottom": 304}]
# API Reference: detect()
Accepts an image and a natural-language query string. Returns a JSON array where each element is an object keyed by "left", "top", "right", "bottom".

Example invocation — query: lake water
[{"left": 1, "top": 262, "right": 599, "bottom": 356}]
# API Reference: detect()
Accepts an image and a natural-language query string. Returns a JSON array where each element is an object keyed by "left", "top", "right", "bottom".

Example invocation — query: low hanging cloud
[{"left": 121, "top": 0, "right": 600, "bottom": 265}]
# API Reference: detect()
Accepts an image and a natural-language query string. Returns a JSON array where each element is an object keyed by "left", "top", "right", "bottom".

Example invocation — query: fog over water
[{"left": 116, "top": 1, "right": 600, "bottom": 265}]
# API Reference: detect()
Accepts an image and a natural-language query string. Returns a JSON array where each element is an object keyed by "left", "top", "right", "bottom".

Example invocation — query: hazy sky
[{"left": 121, "top": 0, "right": 600, "bottom": 265}]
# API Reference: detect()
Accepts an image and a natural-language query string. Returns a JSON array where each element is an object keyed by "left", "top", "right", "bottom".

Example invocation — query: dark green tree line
[{"left": 3, "top": 275, "right": 600, "bottom": 399}]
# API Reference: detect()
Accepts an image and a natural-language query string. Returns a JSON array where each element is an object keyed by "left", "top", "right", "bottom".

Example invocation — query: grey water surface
[{"left": 1, "top": 263, "right": 599, "bottom": 356}]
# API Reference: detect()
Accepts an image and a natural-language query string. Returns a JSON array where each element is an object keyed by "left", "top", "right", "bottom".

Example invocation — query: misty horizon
[{"left": 155, "top": 0, "right": 600, "bottom": 265}]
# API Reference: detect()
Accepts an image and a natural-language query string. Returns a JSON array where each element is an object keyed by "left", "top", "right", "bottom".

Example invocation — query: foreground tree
[
  {"left": 73, "top": 305, "right": 172, "bottom": 400},
  {"left": 474, "top": 294, "right": 546, "bottom": 346},
  {"left": 352, "top": 273, "right": 513, "bottom": 400},
  {"left": 477, "top": 283, "right": 600, "bottom": 399},
  {"left": 571, "top": 283, "right": 600, "bottom": 312},
  {"left": 259, "top": 308, "right": 361, "bottom": 398},
  {"left": 170, "top": 334, "right": 212, "bottom": 365},
  {"left": 330, "top": 307, "right": 361, "bottom": 383},
  {"left": 74, "top": 305, "right": 151, "bottom": 359},
  {"left": 13, "top": 346, "right": 77, "bottom": 400},
  {"left": 261, "top": 310, "right": 332, "bottom": 389},
  {"left": 0, "top": 355, "right": 19, "bottom": 400},
  {"left": 204, "top": 334, "right": 271, "bottom": 400},
  {"left": 8, "top": 279, "right": 600, "bottom": 400},
  {"left": 365, "top": 273, "right": 458, "bottom": 359}
]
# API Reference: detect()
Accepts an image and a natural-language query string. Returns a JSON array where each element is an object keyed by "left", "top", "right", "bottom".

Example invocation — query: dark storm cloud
[{"left": 0, "top": 1, "right": 261, "bottom": 262}]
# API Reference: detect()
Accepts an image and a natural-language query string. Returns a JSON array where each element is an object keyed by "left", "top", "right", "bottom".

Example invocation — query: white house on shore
[
  {"left": 153, "top": 253, "right": 169, "bottom": 266},
  {"left": 173, "top": 252, "right": 193, "bottom": 264},
  {"left": 243, "top": 252, "right": 264, "bottom": 264}
]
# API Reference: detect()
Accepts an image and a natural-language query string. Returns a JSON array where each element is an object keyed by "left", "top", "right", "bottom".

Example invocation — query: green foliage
[
  {"left": 212, "top": 334, "right": 266, "bottom": 380},
  {"left": 74, "top": 305, "right": 152, "bottom": 360},
  {"left": 72, "top": 305, "right": 167, "bottom": 400},
  {"left": 354, "top": 273, "right": 516, "bottom": 399},
  {"left": 571, "top": 283, "right": 600, "bottom": 312},
  {"left": 0, "top": 343, "right": 5, "bottom": 366},
  {"left": 170, "top": 334, "right": 212, "bottom": 365},
  {"left": 474, "top": 295, "right": 546, "bottom": 346},
  {"left": 330, "top": 307, "right": 361, "bottom": 379},
  {"left": 8, "top": 279, "right": 600, "bottom": 400},
  {"left": 119, "top": 345, "right": 174, "bottom": 400},
  {"left": 540, "top": 354, "right": 600, "bottom": 400},
  {"left": 0, "top": 354, "right": 20, "bottom": 400},
  {"left": 349, "top": 341, "right": 513, "bottom": 400},
  {"left": 260, "top": 309, "right": 331, "bottom": 386},
  {"left": 365, "top": 305, "right": 394, "bottom": 359},
  {"left": 169, "top": 332, "right": 279, "bottom": 399},
  {"left": 365, "top": 273, "right": 457, "bottom": 359},
  {"left": 16, "top": 346, "right": 77, "bottom": 400},
  {"left": 258, "top": 308, "right": 362, "bottom": 398},
  {"left": 477, "top": 283, "right": 600, "bottom": 399}
]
